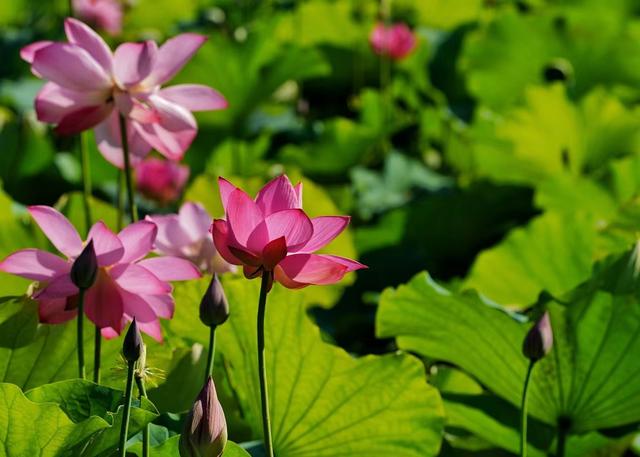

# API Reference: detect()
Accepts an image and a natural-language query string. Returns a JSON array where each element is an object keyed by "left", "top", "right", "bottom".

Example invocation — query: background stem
[
  {"left": 117, "top": 114, "right": 138, "bottom": 222},
  {"left": 79, "top": 131, "right": 92, "bottom": 234},
  {"left": 118, "top": 360, "right": 135, "bottom": 457},
  {"left": 93, "top": 326, "right": 101, "bottom": 383},
  {"left": 520, "top": 360, "right": 535, "bottom": 457},
  {"left": 205, "top": 324, "right": 217, "bottom": 383},
  {"left": 76, "top": 288, "right": 86, "bottom": 379},
  {"left": 257, "top": 271, "right": 274, "bottom": 457},
  {"left": 135, "top": 375, "right": 150, "bottom": 457}
]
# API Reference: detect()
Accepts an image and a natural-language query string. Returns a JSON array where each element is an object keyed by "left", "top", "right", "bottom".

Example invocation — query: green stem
[
  {"left": 76, "top": 288, "right": 86, "bottom": 379},
  {"left": 556, "top": 419, "right": 569, "bottom": 457},
  {"left": 205, "top": 324, "right": 217, "bottom": 383},
  {"left": 117, "top": 114, "right": 138, "bottom": 222},
  {"left": 79, "top": 131, "right": 92, "bottom": 234},
  {"left": 116, "top": 169, "right": 124, "bottom": 231},
  {"left": 257, "top": 271, "right": 274, "bottom": 457},
  {"left": 93, "top": 326, "right": 101, "bottom": 383},
  {"left": 520, "top": 360, "right": 535, "bottom": 457},
  {"left": 118, "top": 360, "right": 135, "bottom": 457},
  {"left": 135, "top": 375, "right": 150, "bottom": 457}
]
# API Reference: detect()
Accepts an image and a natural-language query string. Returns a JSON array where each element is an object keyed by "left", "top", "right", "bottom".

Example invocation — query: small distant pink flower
[
  {"left": 211, "top": 175, "right": 366, "bottom": 288},
  {"left": 20, "top": 18, "right": 228, "bottom": 169},
  {"left": 136, "top": 157, "right": 189, "bottom": 205},
  {"left": 72, "top": 0, "right": 123, "bottom": 36},
  {"left": 147, "top": 202, "right": 235, "bottom": 275},
  {"left": 369, "top": 22, "right": 416, "bottom": 60},
  {"left": 0, "top": 206, "right": 201, "bottom": 340}
]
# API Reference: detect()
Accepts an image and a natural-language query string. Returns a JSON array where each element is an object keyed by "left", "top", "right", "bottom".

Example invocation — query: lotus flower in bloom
[
  {"left": 369, "top": 22, "right": 416, "bottom": 60},
  {"left": 147, "top": 202, "right": 234, "bottom": 275},
  {"left": 211, "top": 175, "right": 366, "bottom": 288},
  {"left": 0, "top": 206, "right": 201, "bottom": 340},
  {"left": 72, "top": 0, "right": 123, "bottom": 36},
  {"left": 20, "top": 18, "right": 228, "bottom": 168},
  {"left": 136, "top": 157, "right": 189, "bottom": 205}
]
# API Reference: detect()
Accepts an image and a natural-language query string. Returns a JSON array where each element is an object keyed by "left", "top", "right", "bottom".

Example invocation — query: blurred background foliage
[{"left": 3, "top": 0, "right": 640, "bottom": 455}]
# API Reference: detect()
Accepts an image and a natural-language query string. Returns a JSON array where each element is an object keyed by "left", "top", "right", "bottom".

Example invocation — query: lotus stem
[
  {"left": 76, "top": 288, "right": 86, "bottom": 379},
  {"left": 520, "top": 360, "right": 535, "bottom": 457},
  {"left": 257, "top": 271, "right": 274, "bottom": 457},
  {"left": 117, "top": 113, "right": 138, "bottom": 222},
  {"left": 118, "top": 359, "right": 136, "bottom": 457},
  {"left": 205, "top": 324, "right": 217, "bottom": 383},
  {"left": 93, "top": 326, "right": 101, "bottom": 383},
  {"left": 135, "top": 374, "right": 150, "bottom": 457}
]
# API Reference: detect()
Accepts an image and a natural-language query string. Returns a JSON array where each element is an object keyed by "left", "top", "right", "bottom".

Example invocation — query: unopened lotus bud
[
  {"left": 522, "top": 311, "right": 553, "bottom": 362},
  {"left": 543, "top": 58, "right": 573, "bottom": 83},
  {"left": 70, "top": 240, "right": 97, "bottom": 290},
  {"left": 179, "top": 376, "right": 228, "bottom": 457},
  {"left": 199, "top": 275, "right": 230, "bottom": 327},
  {"left": 123, "top": 318, "right": 143, "bottom": 363}
]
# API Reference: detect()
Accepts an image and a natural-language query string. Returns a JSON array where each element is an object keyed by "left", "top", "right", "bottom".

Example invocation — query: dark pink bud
[
  {"left": 123, "top": 318, "right": 143, "bottom": 363},
  {"left": 180, "top": 376, "right": 227, "bottom": 457},
  {"left": 70, "top": 239, "right": 97, "bottom": 290},
  {"left": 199, "top": 275, "right": 230, "bottom": 327},
  {"left": 522, "top": 312, "right": 553, "bottom": 362}
]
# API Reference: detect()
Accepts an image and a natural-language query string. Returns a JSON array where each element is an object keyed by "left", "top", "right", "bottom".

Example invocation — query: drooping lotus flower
[
  {"left": 211, "top": 175, "right": 366, "bottom": 288},
  {"left": 369, "top": 22, "right": 416, "bottom": 60},
  {"left": 136, "top": 157, "right": 189, "bottom": 205},
  {"left": 147, "top": 202, "right": 234, "bottom": 275},
  {"left": 72, "top": 0, "right": 123, "bottom": 36},
  {"left": 0, "top": 206, "right": 201, "bottom": 340},
  {"left": 20, "top": 18, "right": 228, "bottom": 168}
]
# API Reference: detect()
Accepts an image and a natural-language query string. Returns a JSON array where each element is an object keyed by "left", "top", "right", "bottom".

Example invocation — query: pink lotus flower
[
  {"left": 136, "top": 157, "right": 189, "bottom": 205},
  {"left": 211, "top": 175, "right": 366, "bottom": 288},
  {"left": 0, "top": 206, "right": 201, "bottom": 340},
  {"left": 147, "top": 202, "right": 234, "bottom": 275},
  {"left": 72, "top": 0, "right": 123, "bottom": 36},
  {"left": 20, "top": 18, "right": 228, "bottom": 168},
  {"left": 369, "top": 22, "right": 416, "bottom": 60}
]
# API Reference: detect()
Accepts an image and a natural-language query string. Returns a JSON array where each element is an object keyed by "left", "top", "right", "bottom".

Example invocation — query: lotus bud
[
  {"left": 123, "top": 318, "right": 143, "bottom": 363},
  {"left": 522, "top": 311, "right": 553, "bottom": 362},
  {"left": 180, "top": 376, "right": 228, "bottom": 457},
  {"left": 70, "top": 240, "right": 98, "bottom": 290},
  {"left": 199, "top": 275, "right": 230, "bottom": 327}
]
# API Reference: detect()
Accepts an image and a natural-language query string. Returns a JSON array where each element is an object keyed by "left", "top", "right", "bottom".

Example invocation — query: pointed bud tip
[
  {"left": 199, "top": 275, "right": 230, "bottom": 327},
  {"left": 70, "top": 239, "right": 98, "bottom": 290},
  {"left": 123, "top": 318, "right": 143, "bottom": 363},
  {"left": 522, "top": 311, "right": 554, "bottom": 362}
]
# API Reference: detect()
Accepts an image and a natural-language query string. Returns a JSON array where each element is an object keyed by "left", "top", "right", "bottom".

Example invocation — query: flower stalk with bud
[
  {"left": 200, "top": 274, "right": 230, "bottom": 382},
  {"left": 119, "top": 318, "right": 143, "bottom": 457}
]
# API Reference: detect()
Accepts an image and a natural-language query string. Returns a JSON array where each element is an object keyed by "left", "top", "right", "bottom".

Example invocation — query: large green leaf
[
  {"left": 216, "top": 277, "right": 444, "bottom": 456},
  {"left": 377, "top": 254, "right": 640, "bottom": 454},
  {"left": 0, "top": 382, "right": 106, "bottom": 456},
  {"left": 25, "top": 379, "right": 159, "bottom": 457},
  {"left": 127, "top": 436, "right": 250, "bottom": 457}
]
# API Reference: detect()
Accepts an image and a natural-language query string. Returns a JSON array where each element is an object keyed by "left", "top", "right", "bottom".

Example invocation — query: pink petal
[
  {"left": 28, "top": 206, "right": 83, "bottom": 258},
  {"left": 143, "top": 33, "right": 207, "bottom": 87},
  {"left": 159, "top": 84, "right": 228, "bottom": 112},
  {"left": 32, "top": 43, "right": 112, "bottom": 91},
  {"left": 137, "top": 256, "right": 201, "bottom": 281},
  {"left": 119, "top": 289, "right": 158, "bottom": 323},
  {"left": 0, "top": 249, "right": 70, "bottom": 281},
  {"left": 38, "top": 297, "right": 77, "bottom": 324},
  {"left": 211, "top": 219, "right": 243, "bottom": 265},
  {"left": 178, "top": 202, "right": 212, "bottom": 242},
  {"left": 218, "top": 177, "right": 236, "bottom": 213},
  {"left": 94, "top": 111, "right": 152, "bottom": 168},
  {"left": 134, "top": 95, "right": 197, "bottom": 161},
  {"left": 72, "top": 0, "right": 123, "bottom": 36},
  {"left": 298, "top": 216, "right": 350, "bottom": 253},
  {"left": 114, "top": 92, "right": 160, "bottom": 123},
  {"left": 277, "top": 254, "right": 349, "bottom": 286},
  {"left": 143, "top": 294, "right": 174, "bottom": 319},
  {"left": 110, "top": 263, "right": 171, "bottom": 294},
  {"left": 294, "top": 182, "right": 303, "bottom": 206},
  {"left": 246, "top": 209, "right": 313, "bottom": 253},
  {"left": 85, "top": 270, "right": 123, "bottom": 331},
  {"left": 319, "top": 254, "right": 367, "bottom": 272},
  {"left": 146, "top": 214, "right": 189, "bottom": 256},
  {"left": 36, "top": 274, "right": 78, "bottom": 299},
  {"left": 113, "top": 41, "right": 158, "bottom": 88},
  {"left": 255, "top": 175, "right": 301, "bottom": 216},
  {"left": 87, "top": 221, "right": 124, "bottom": 266},
  {"left": 56, "top": 104, "right": 113, "bottom": 135},
  {"left": 35, "top": 83, "right": 108, "bottom": 125},
  {"left": 262, "top": 236, "right": 287, "bottom": 270},
  {"left": 226, "top": 188, "right": 264, "bottom": 246},
  {"left": 101, "top": 326, "right": 120, "bottom": 339},
  {"left": 21, "top": 41, "right": 53, "bottom": 64},
  {"left": 118, "top": 220, "right": 157, "bottom": 263},
  {"left": 64, "top": 17, "right": 113, "bottom": 74},
  {"left": 137, "top": 318, "right": 163, "bottom": 341}
]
